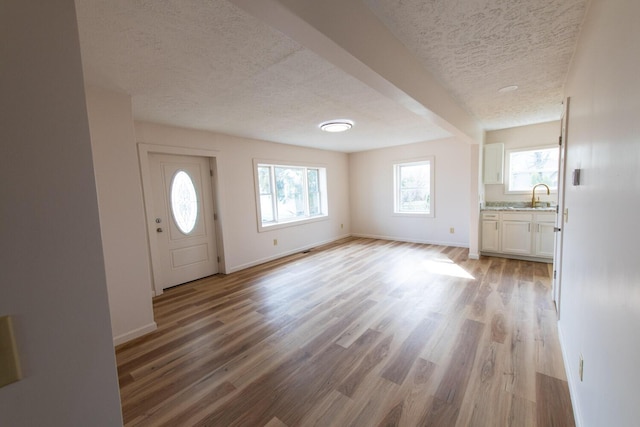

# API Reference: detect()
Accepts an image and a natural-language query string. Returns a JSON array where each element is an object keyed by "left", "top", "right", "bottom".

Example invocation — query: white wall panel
[{"left": 560, "top": 0, "right": 640, "bottom": 425}]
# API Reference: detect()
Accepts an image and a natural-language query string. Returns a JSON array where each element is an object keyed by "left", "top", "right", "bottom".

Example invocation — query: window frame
[
  {"left": 393, "top": 157, "right": 435, "bottom": 218},
  {"left": 504, "top": 145, "right": 559, "bottom": 194},
  {"left": 253, "top": 159, "right": 329, "bottom": 232}
]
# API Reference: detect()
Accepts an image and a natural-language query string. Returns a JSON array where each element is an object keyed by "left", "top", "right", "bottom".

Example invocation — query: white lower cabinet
[
  {"left": 481, "top": 213, "right": 500, "bottom": 252},
  {"left": 534, "top": 213, "right": 556, "bottom": 258},
  {"left": 481, "top": 210, "right": 555, "bottom": 261},
  {"left": 501, "top": 217, "right": 532, "bottom": 255}
]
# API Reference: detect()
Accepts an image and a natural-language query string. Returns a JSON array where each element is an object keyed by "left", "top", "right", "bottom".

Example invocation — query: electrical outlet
[
  {"left": 449, "top": 227, "right": 455, "bottom": 234},
  {"left": 273, "top": 239, "right": 278, "bottom": 246},
  {"left": 579, "top": 354, "right": 584, "bottom": 381}
]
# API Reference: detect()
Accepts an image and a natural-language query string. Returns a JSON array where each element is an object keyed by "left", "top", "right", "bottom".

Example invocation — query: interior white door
[
  {"left": 553, "top": 97, "right": 570, "bottom": 317},
  {"left": 149, "top": 154, "right": 218, "bottom": 290}
]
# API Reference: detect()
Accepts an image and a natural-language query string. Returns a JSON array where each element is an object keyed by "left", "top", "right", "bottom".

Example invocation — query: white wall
[
  {"left": 560, "top": 0, "right": 640, "bottom": 425},
  {"left": 86, "top": 87, "right": 157, "bottom": 345},
  {"left": 469, "top": 143, "right": 481, "bottom": 258},
  {"left": 349, "top": 137, "right": 474, "bottom": 248},
  {"left": 135, "top": 121, "right": 351, "bottom": 273},
  {"left": 0, "top": 1, "right": 123, "bottom": 425},
  {"left": 484, "top": 121, "right": 560, "bottom": 204}
]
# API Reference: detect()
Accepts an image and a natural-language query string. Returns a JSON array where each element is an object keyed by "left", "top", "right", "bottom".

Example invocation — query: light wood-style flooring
[{"left": 116, "top": 237, "right": 575, "bottom": 426}]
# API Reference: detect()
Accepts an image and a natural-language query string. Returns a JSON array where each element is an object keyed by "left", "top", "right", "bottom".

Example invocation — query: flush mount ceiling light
[
  {"left": 498, "top": 85, "right": 519, "bottom": 93},
  {"left": 319, "top": 120, "right": 353, "bottom": 133}
]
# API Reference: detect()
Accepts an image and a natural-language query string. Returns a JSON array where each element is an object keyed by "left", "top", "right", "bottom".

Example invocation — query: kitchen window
[
  {"left": 393, "top": 157, "right": 435, "bottom": 217},
  {"left": 254, "top": 160, "right": 328, "bottom": 231},
  {"left": 505, "top": 146, "right": 558, "bottom": 193}
]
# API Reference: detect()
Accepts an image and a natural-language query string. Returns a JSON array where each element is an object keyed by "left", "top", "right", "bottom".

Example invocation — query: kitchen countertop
[{"left": 482, "top": 206, "right": 556, "bottom": 212}]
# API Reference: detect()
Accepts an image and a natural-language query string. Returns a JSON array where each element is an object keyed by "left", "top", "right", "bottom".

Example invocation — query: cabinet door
[
  {"left": 535, "top": 222, "right": 555, "bottom": 258},
  {"left": 481, "top": 220, "right": 500, "bottom": 252},
  {"left": 501, "top": 221, "right": 532, "bottom": 255},
  {"left": 483, "top": 143, "right": 504, "bottom": 184}
]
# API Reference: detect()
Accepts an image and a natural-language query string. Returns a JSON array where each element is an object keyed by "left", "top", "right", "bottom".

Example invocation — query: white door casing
[
  {"left": 148, "top": 153, "right": 218, "bottom": 291},
  {"left": 553, "top": 97, "right": 570, "bottom": 318}
]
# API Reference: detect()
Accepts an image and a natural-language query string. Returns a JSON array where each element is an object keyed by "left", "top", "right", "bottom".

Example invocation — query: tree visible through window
[
  {"left": 506, "top": 147, "right": 558, "bottom": 192},
  {"left": 255, "top": 162, "right": 328, "bottom": 229},
  {"left": 394, "top": 158, "right": 434, "bottom": 216}
]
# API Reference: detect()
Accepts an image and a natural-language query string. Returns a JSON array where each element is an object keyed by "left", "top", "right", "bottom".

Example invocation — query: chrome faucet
[{"left": 531, "top": 183, "right": 550, "bottom": 207}]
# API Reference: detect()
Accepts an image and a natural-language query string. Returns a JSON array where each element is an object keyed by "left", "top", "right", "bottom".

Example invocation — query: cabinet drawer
[
  {"left": 482, "top": 212, "right": 500, "bottom": 220},
  {"left": 535, "top": 213, "right": 556, "bottom": 223},
  {"left": 501, "top": 213, "right": 533, "bottom": 222}
]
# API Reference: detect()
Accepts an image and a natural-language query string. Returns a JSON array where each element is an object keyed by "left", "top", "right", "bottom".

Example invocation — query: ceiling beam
[{"left": 230, "top": 0, "right": 483, "bottom": 144}]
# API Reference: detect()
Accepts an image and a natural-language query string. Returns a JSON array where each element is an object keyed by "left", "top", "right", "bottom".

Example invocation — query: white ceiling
[{"left": 75, "top": 0, "right": 588, "bottom": 152}]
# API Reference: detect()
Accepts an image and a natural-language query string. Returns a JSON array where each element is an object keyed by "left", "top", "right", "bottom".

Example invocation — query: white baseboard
[
  {"left": 558, "top": 324, "right": 583, "bottom": 427},
  {"left": 227, "top": 234, "right": 352, "bottom": 274},
  {"left": 113, "top": 321, "right": 158, "bottom": 346},
  {"left": 350, "top": 233, "right": 470, "bottom": 249}
]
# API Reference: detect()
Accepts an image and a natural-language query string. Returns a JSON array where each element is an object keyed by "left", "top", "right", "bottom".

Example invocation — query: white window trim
[
  {"left": 253, "top": 159, "right": 329, "bottom": 232},
  {"left": 393, "top": 156, "right": 435, "bottom": 218},
  {"left": 504, "top": 145, "right": 559, "bottom": 195}
]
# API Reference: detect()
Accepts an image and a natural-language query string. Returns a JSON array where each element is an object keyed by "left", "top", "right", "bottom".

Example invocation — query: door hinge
[
  {"left": 553, "top": 270, "right": 557, "bottom": 279},
  {"left": 213, "top": 213, "right": 218, "bottom": 221},
  {"left": 559, "top": 135, "right": 562, "bottom": 146},
  {"left": 217, "top": 256, "right": 221, "bottom": 263},
  {"left": 210, "top": 169, "right": 213, "bottom": 177}
]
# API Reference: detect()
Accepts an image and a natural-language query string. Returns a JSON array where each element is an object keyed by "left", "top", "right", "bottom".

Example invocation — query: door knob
[{"left": 156, "top": 227, "right": 163, "bottom": 233}]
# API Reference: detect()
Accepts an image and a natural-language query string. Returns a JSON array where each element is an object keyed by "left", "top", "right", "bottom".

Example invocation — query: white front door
[{"left": 149, "top": 154, "right": 218, "bottom": 290}]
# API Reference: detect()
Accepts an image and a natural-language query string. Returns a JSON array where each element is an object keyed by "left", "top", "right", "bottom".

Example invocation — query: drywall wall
[
  {"left": 469, "top": 143, "right": 481, "bottom": 258},
  {"left": 135, "top": 121, "right": 351, "bottom": 274},
  {"left": 85, "top": 86, "right": 157, "bottom": 345},
  {"left": 560, "top": 0, "right": 640, "bottom": 425},
  {"left": 0, "top": 1, "right": 123, "bottom": 425},
  {"left": 484, "top": 121, "right": 560, "bottom": 204},
  {"left": 349, "top": 137, "right": 473, "bottom": 248}
]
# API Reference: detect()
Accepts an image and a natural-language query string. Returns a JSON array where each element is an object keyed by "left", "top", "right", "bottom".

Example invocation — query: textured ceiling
[
  {"left": 364, "top": 0, "right": 589, "bottom": 130},
  {"left": 76, "top": 0, "right": 451, "bottom": 152},
  {"left": 76, "top": 0, "right": 588, "bottom": 151}
]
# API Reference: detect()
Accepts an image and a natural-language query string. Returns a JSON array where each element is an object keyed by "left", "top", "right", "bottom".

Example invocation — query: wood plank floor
[{"left": 115, "top": 237, "right": 575, "bottom": 427}]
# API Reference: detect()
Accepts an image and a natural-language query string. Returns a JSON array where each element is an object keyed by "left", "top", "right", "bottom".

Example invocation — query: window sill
[
  {"left": 258, "top": 215, "right": 328, "bottom": 232},
  {"left": 392, "top": 212, "right": 434, "bottom": 218},
  {"left": 504, "top": 190, "right": 558, "bottom": 195}
]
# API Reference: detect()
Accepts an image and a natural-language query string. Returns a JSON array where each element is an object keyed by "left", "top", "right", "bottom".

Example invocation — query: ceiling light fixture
[
  {"left": 319, "top": 120, "right": 353, "bottom": 133},
  {"left": 498, "top": 85, "right": 519, "bottom": 93}
]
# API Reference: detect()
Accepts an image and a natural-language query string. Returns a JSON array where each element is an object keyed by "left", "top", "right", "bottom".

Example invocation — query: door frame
[
  {"left": 138, "top": 143, "right": 226, "bottom": 296},
  {"left": 552, "top": 97, "right": 570, "bottom": 318}
]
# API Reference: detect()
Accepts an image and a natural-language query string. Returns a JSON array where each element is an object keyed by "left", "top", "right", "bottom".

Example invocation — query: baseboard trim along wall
[
  {"left": 227, "top": 234, "right": 352, "bottom": 274},
  {"left": 114, "top": 322, "right": 158, "bottom": 346},
  {"left": 351, "top": 233, "right": 470, "bottom": 251},
  {"left": 558, "top": 324, "right": 583, "bottom": 427}
]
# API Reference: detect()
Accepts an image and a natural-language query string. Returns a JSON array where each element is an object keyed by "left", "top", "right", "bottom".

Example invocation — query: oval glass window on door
[{"left": 170, "top": 170, "right": 198, "bottom": 234}]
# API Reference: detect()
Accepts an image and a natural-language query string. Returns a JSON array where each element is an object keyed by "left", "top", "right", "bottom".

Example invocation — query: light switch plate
[{"left": 0, "top": 316, "right": 22, "bottom": 387}]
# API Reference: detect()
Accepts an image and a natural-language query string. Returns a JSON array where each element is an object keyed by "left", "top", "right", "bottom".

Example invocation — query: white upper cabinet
[{"left": 483, "top": 143, "right": 504, "bottom": 184}]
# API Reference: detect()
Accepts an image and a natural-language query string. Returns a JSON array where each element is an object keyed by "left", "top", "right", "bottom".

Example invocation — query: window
[
  {"left": 505, "top": 146, "right": 558, "bottom": 193},
  {"left": 394, "top": 158, "right": 434, "bottom": 217},
  {"left": 255, "top": 160, "right": 328, "bottom": 230},
  {"left": 170, "top": 170, "right": 198, "bottom": 234}
]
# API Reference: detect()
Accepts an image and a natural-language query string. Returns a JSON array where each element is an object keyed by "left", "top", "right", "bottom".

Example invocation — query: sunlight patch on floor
[{"left": 422, "top": 258, "right": 475, "bottom": 280}]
